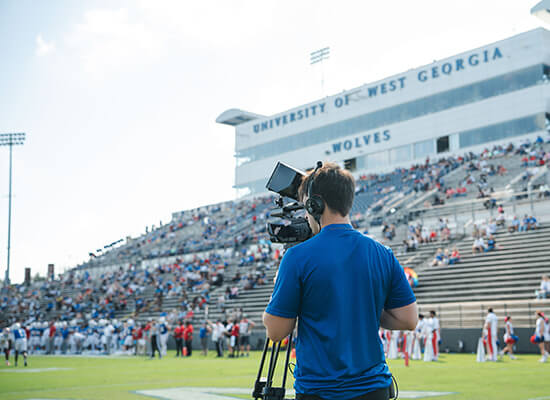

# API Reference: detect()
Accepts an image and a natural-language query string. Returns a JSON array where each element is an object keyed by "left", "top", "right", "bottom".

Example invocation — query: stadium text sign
[
  {"left": 252, "top": 47, "right": 503, "bottom": 134},
  {"left": 330, "top": 130, "right": 391, "bottom": 154}
]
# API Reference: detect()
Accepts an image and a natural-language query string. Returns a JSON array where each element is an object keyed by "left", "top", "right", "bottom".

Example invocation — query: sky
[{"left": 0, "top": 0, "right": 545, "bottom": 283}]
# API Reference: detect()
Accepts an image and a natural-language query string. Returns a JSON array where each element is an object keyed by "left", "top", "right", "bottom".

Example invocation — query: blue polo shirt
[{"left": 265, "top": 224, "right": 416, "bottom": 399}]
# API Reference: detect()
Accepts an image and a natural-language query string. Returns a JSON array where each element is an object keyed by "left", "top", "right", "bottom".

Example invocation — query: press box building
[{"left": 217, "top": 28, "right": 550, "bottom": 197}]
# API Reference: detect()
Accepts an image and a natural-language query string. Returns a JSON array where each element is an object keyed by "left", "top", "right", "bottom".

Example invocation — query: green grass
[{"left": 0, "top": 352, "right": 548, "bottom": 400}]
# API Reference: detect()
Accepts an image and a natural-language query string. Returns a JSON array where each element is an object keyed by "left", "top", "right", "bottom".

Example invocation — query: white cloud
[
  {"left": 66, "top": 8, "right": 159, "bottom": 77},
  {"left": 64, "top": 2, "right": 311, "bottom": 78},
  {"left": 36, "top": 34, "right": 55, "bottom": 56}
]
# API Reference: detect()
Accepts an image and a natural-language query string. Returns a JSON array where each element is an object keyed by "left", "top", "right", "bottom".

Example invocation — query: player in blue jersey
[
  {"left": 29, "top": 322, "right": 40, "bottom": 354},
  {"left": 53, "top": 322, "right": 64, "bottom": 354},
  {"left": 12, "top": 323, "right": 28, "bottom": 367},
  {"left": 61, "top": 322, "right": 70, "bottom": 354},
  {"left": 123, "top": 320, "right": 135, "bottom": 354},
  {"left": 94, "top": 321, "right": 104, "bottom": 353},
  {"left": 159, "top": 317, "right": 169, "bottom": 356}
]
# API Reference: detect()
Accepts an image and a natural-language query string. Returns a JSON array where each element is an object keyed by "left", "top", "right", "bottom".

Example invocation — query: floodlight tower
[
  {"left": 531, "top": 0, "right": 550, "bottom": 24},
  {"left": 0, "top": 133, "right": 26, "bottom": 286},
  {"left": 310, "top": 47, "right": 330, "bottom": 95}
]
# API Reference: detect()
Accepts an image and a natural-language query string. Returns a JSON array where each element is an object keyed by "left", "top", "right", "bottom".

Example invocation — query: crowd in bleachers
[
  {"left": 430, "top": 247, "right": 461, "bottom": 266},
  {"left": 84, "top": 197, "right": 275, "bottom": 267},
  {"left": 429, "top": 138, "right": 550, "bottom": 205},
  {"left": 2, "top": 135, "right": 550, "bottom": 355},
  {"left": 0, "top": 243, "right": 277, "bottom": 330},
  {"left": 402, "top": 218, "right": 452, "bottom": 254},
  {"left": 423, "top": 209, "right": 542, "bottom": 267}
]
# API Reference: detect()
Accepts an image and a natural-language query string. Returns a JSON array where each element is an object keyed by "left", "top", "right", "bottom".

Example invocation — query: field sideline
[{"left": 0, "top": 352, "right": 548, "bottom": 400}]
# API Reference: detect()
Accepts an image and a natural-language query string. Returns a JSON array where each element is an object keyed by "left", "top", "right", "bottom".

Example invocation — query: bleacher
[
  {"left": 3, "top": 138, "right": 550, "bottom": 338},
  {"left": 413, "top": 224, "right": 550, "bottom": 304}
]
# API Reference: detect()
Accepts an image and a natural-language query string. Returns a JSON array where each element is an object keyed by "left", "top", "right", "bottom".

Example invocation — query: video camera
[{"left": 265, "top": 162, "right": 312, "bottom": 245}]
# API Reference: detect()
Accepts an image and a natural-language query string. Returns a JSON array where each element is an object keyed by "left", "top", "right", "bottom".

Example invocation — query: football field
[{"left": 0, "top": 352, "right": 548, "bottom": 400}]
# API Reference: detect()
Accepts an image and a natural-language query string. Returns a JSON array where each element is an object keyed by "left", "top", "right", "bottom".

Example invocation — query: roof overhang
[
  {"left": 216, "top": 108, "right": 264, "bottom": 126},
  {"left": 532, "top": 1, "right": 550, "bottom": 24}
]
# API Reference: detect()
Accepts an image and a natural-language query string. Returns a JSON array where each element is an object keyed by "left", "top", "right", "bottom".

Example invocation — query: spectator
[
  {"left": 431, "top": 249, "right": 445, "bottom": 266},
  {"left": 508, "top": 216, "right": 520, "bottom": 233},
  {"left": 472, "top": 237, "right": 485, "bottom": 254},
  {"left": 485, "top": 235, "right": 498, "bottom": 252},
  {"left": 441, "top": 225, "right": 451, "bottom": 241},
  {"left": 539, "top": 183, "right": 550, "bottom": 198},
  {"left": 382, "top": 223, "right": 396, "bottom": 241},
  {"left": 496, "top": 210, "right": 506, "bottom": 227},
  {"left": 520, "top": 215, "right": 530, "bottom": 232},
  {"left": 449, "top": 247, "right": 461, "bottom": 265},
  {"left": 528, "top": 215, "right": 539, "bottom": 230},
  {"left": 485, "top": 219, "right": 497, "bottom": 237},
  {"left": 218, "top": 293, "right": 226, "bottom": 312},
  {"left": 442, "top": 249, "right": 450, "bottom": 265},
  {"left": 536, "top": 275, "right": 550, "bottom": 299},
  {"left": 403, "top": 237, "right": 418, "bottom": 253}
]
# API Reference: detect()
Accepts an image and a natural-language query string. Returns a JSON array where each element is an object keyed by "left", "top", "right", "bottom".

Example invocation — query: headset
[{"left": 305, "top": 161, "right": 325, "bottom": 227}]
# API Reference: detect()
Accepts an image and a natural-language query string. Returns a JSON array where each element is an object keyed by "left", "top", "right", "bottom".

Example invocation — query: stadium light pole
[
  {"left": 310, "top": 47, "right": 330, "bottom": 95},
  {"left": 0, "top": 132, "right": 26, "bottom": 286}
]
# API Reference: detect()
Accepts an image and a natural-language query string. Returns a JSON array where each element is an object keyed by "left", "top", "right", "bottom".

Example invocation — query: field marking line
[
  {"left": 134, "top": 387, "right": 457, "bottom": 400},
  {"left": 0, "top": 367, "right": 73, "bottom": 373}
]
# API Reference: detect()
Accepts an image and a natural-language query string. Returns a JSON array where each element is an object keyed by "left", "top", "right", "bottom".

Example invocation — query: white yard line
[
  {"left": 0, "top": 367, "right": 72, "bottom": 373},
  {"left": 135, "top": 387, "right": 457, "bottom": 400}
]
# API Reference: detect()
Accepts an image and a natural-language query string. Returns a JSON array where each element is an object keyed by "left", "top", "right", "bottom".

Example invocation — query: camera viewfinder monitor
[{"left": 265, "top": 161, "right": 306, "bottom": 201}]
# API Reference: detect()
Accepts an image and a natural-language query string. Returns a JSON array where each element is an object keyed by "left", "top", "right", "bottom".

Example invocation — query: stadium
[
  {"left": 218, "top": 28, "right": 550, "bottom": 197},
  {"left": 2, "top": 3, "right": 550, "bottom": 400}
]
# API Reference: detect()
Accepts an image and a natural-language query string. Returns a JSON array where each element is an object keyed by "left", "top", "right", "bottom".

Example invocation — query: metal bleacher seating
[{"left": 7, "top": 140, "right": 550, "bottom": 337}]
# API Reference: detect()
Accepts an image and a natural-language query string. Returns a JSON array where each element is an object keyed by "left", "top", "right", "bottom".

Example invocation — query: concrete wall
[{"left": 439, "top": 328, "right": 537, "bottom": 354}]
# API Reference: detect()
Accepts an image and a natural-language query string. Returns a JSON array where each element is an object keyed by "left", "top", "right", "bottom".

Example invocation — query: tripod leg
[
  {"left": 266, "top": 341, "right": 281, "bottom": 389},
  {"left": 252, "top": 338, "right": 270, "bottom": 399},
  {"left": 282, "top": 333, "right": 293, "bottom": 389},
  {"left": 256, "top": 338, "right": 270, "bottom": 381}
]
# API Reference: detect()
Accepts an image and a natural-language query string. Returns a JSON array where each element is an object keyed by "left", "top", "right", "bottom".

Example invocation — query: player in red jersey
[{"left": 230, "top": 320, "right": 240, "bottom": 358}]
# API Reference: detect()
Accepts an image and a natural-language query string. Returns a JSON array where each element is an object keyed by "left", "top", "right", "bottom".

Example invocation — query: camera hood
[{"left": 265, "top": 161, "right": 306, "bottom": 201}]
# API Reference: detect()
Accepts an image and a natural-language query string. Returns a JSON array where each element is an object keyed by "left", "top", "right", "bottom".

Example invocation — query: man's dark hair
[
  {"left": 419, "top": 314, "right": 424, "bottom": 319},
  {"left": 430, "top": 310, "right": 436, "bottom": 316},
  {"left": 298, "top": 162, "right": 355, "bottom": 217},
  {"left": 488, "top": 308, "right": 493, "bottom": 313}
]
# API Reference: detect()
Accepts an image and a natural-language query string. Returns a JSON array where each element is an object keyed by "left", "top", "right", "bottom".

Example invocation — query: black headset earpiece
[{"left": 305, "top": 161, "right": 325, "bottom": 225}]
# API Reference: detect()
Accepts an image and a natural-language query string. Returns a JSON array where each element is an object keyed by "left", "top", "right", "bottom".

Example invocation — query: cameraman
[{"left": 263, "top": 162, "right": 417, "bottom": 400}]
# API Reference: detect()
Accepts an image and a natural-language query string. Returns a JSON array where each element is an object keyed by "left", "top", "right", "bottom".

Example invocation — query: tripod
[{"left": 253, "top": 333, "right": 294, "bottom": 400}]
